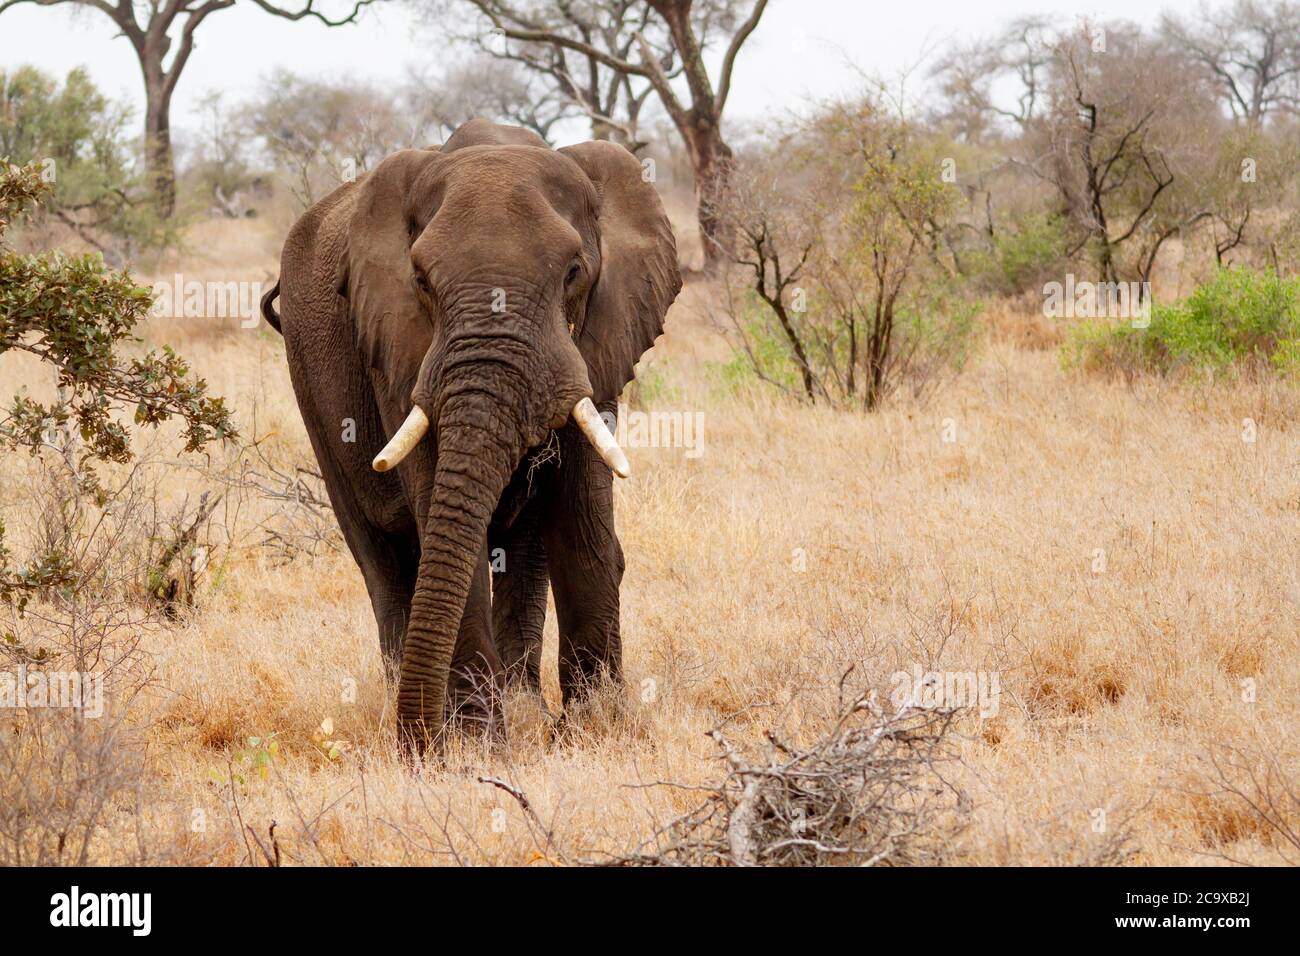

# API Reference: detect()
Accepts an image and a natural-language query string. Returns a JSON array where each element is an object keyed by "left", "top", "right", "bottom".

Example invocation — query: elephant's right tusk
[
  {"left": 373, "top": 406, "right": 430, "bottom": 472},
  {"left": 572, "top": 397, "right": 631, "bottom": 479}
]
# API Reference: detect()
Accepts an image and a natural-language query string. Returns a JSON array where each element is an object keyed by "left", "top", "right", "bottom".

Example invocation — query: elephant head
[{"left": 343, "top": 120, "right": 680, "bottom": 748}]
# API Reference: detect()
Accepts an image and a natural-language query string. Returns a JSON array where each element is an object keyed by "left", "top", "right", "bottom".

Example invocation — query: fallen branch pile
[{"left": 613, "top": 686, "right": 966, "bottom": 866}]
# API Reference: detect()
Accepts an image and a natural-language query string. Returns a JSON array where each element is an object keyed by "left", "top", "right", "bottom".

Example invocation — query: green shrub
[
  {"left": 719, "top": 291, "right": 804, "bottom": 395},
  {"left": 718, "top": 283, "right": 981, "bottom": 406},
  {"left": 994, "top": 213, "right": 1068, "bottom": 295},
  {"left": 897, "top": 295, "right": 982, "bottom": 378},
  {"left": 956, "top": 213, "right": 1068, "bottom": 296},
  {"left": 1, "top": 66, "right": 171, "bottom": 259},
  {"left": 1064, "top": 268, "right": 1300, "bottom": 379},
  {"left": 0, "top": 161, "right": 235, "bottom": 609}
]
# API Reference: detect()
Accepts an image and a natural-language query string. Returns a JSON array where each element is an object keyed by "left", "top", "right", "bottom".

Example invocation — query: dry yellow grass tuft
[{"left": 1, "top": 220, "right": 1297, "bottom": 866}]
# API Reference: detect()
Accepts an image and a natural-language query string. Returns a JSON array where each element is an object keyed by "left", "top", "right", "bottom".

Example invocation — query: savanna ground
[{"left": 3, "top": 205, "right": 1298, "bottom": 867}]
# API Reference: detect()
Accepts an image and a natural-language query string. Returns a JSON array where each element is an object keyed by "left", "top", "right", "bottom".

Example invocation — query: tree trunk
[
  {"left": 686, "top": 121, "right": 734, "bottom": 269},
  {"left": 144, "top": 87, "right": 176, "bottom": 217},
  {"left": 139, "top": 47, "right": 177, "bottom": 218}
]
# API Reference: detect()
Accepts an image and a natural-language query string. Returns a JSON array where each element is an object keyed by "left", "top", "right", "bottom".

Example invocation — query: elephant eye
[
  {"left": 414, "top": 273, "right": 432, "bottom": 296},
  {"left": 564, "top": 262, "right": 581, "bottom": 288}
]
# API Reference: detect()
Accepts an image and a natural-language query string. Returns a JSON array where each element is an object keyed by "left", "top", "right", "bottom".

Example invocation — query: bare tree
[
  {"left": 930, "top": 15, "right": 1055, "bottom": 141},
  {"left": 445, "top": 0, "right": 667, "bottom": 151},
  {"left": 1161, "top": 0, "right": 1300, "bottom": 125},
  {"left": 0, "top": 0, "right": 380, "bottom": 215},
  {"left": 934, "top": 14, "right": 1295, "bottom": 286},
  {"left": 978, "top": 22, "right": 1221, "bottom": 285},
  {"left": 249, "top": 71, "right": 412, "bottom": 208},
  {"left": 718, "top": 97, "right": 975, "bottom": 410},
  {"left": 246, "top": 62, "right": 567, "bottom": 209},
  {"left": 404, "top": 55, "right": 572, "bottom": 143},
  {"left": 442, "top": 0, "right": 769, "bottom": 267}
]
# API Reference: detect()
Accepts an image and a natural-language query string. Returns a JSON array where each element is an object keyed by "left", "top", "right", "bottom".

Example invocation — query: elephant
[{"left": 261, "top": 119, "right": 682, "bottom": 752}]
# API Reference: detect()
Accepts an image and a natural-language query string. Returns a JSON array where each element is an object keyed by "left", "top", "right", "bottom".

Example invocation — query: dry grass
[{"left": 2, "top": 216, "right": 1298, "bottom": 866}]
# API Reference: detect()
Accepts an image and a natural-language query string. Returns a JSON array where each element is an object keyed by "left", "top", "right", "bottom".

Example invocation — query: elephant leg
[
  {"left": 346, "top": 523, "right": 418, "bottom": 677},
  {"left": 282, "top": 366, "right": 419, "bottom": 676},
  {"left": 489, "top": 504, "right": 549, "bottom": 692},
  {"left": 444, "top": 541, "right": 507, "bottom": 738},
  {"left": 542, "top": 415, "right": 625, "bottom": 708}
]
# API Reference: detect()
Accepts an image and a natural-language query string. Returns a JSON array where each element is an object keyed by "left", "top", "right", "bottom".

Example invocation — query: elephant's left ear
[{"left": 559, "top": 141, "right": 682, "bottom": 404}]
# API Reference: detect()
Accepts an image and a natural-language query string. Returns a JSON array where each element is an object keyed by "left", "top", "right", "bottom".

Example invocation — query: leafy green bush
[
  {"left": 1064, "top": 268, "right": 1300, "bottom": 378},
  {"left": 718, "top": 285, "right": 980, "bottom": 406},
  {"left": 719, "top": 99, "right": 981, "bottom": 410},
  {"left": 0, "top": 66, "right": 170, "bottom": 259},
  {"left": 994, "top": 213, "right": 1068, "bottom": 295},
  {"left": 0, "top": 163, "right": 238, "bottom": 867},
  {"left": 895, "top": 293, "right": 982, "bottom": 386},
  {"left": 952, "top": 212, "right": 1068, "bottom": 297},
  {"left": 0, "top": 161, "right": 235, "bottom": 609},
  {"left": 720, "top": 291, "right": 804, "bottom": 395}
]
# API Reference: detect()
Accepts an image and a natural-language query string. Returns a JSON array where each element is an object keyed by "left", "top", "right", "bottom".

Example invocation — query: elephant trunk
[{"left": 395, "top": 362, "right": 528, "bottom": 750}]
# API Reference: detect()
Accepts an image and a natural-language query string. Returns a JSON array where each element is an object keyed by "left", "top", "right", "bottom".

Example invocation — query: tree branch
[
  {"left": 249, "top": 0, "right": 376, "bottom": 27},
  {"left": 716, "top": 0, "right": 767, "bottom": 113}
]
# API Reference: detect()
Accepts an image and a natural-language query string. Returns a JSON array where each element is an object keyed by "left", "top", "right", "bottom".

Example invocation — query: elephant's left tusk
[
  {"left": 572, "top": 398, "right": 630, "bottom": 479},
  {"left": 373, "top": 406, "right": 430, "bottom": 472}
]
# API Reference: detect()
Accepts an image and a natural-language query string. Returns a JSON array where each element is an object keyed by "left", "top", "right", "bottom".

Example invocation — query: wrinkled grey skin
[{"left": 262, "top": 120, "right": 681, "bottom": 752}]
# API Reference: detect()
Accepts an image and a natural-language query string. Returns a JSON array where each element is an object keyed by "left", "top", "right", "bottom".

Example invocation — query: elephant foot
[
  {"left": 443, "top": 702, "right": 506, "bottom": 746},
  {"left": 546, "top": 679, "right": 629, "bottom": 747},
  {"left": 559, "top": 665, "right": 624, "bottom": 714},
  {"left": 395, "top": 712, "right": 501, "bottom": 767},
  {"left": 501, "top": 657, "right": 542, "bottom": 695},
  {"left": 396, "top": 715, "right": 441, "bottom": 764},
  {"left": 444, "top": 668, "right": 507, "bottom": 746}
]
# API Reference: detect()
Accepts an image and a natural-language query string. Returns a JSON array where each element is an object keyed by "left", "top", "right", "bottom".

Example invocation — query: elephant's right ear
[{"left": 345, "top": 149, "right": 444, "bottom": 368}]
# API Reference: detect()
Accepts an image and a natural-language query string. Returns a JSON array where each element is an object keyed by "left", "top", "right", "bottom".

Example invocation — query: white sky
[{"left": 1, "top": 0, "right": 1191, "bottom": 146}]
